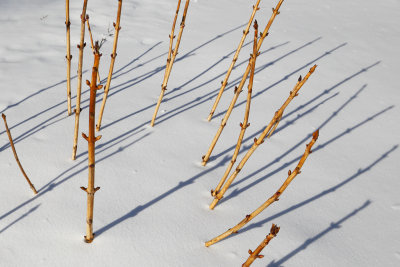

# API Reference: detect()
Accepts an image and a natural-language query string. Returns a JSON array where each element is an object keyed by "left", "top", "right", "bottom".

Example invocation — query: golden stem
[
  {"left": 201, "top": 0, "right": 285, "bottom": 166},
  {"left": 205, "top": 130, "right": 319, "bottom": 247},
  {"left": 212, "top": 21, "right": 259, "bottom": 197},
  {"left": 72, "top": 0, "right": 88, "bottom": 160},
  {"left": 242, "top": 224, "right": 280, "bottom": 267},
  {"left": 2, "top": 114, "right": 37, "bottom": 194},
  {"left": 66, "top": 0, "right": 72, "bottom": 116},
  {"left": 96, "top": 0, "right": 123, "bottom": 132},
  {"left": 150, "top": 0, "right": 190, "bottom": 127},
  {"left": 209, "top": 65, "right": 317, "bottom": 210},
  {"left": 82, "top": 43, "right": 102, "bottom": 243},
  {"left": 207, "top": 0, "right": 262, "bottom": 121}
]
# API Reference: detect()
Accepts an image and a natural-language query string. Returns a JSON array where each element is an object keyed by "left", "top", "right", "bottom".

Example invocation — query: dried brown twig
[
  {"left": 2, "top": 114, "right": 37, "bottom": 194},
  {"left": 242, "top": 224, "right": 280, "bottom": 267},
  {"left": 72, "top": 0, "right": 88, "bottom": 160},
  {"left": 205, "top": 130, "right": 319, "bottom": 247},
  {"left": 80, "top": 42, "right": 103, "bottom": 243},
  {"left": 96, "top": 0, "right": 123, "bottom": 132}
]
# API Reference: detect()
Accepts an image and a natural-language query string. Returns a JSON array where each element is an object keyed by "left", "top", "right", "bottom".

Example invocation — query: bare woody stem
[
  {"left": 242, "top": 224, "right": 280, "bottom": 267},
  {"left": 207, "top": 0, "right": 262, "bottom": 122},
  {"left": 211, "top": 21, "right": 259, "bottom": 197},
  {"left": 72, "top": 0, "right": 88, "bottom": 160},
  {"left": 86, "top": 14, "right": 101, "bottom": 84},
  {"left": 96, "top": 0, "right": 123, "bottom": 132},
  {"left": 2, "top": 114, "right": 37, "bottom": 194},
  {"left": 166, "top": 0, "right": 182, "bottom": 71},
  {"left": 209, "top": 65, "right": 317, "bottom": 210},
  {"left": 150, "top": 0, "right": 190, "bottom": 127},
  {"left": 81, "top": 43, "right": 103, "bottom": 243},
  {"left": 205, "top": 130, "right": 319, "bottom": 247},
  {"left": 66, "top": 0, "right": 72, "bottom": 116},
  {"left": 201, "top": 0, "right": 284, "bottom": 166}
]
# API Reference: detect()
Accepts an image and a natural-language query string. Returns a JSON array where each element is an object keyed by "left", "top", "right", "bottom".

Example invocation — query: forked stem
[
  {"left": 201, "top": 0, "right": 285, "bottom": 166},
  {"left": 2, "top": 114, "right": 37, "bottom": 194},
  {"left": 209, "top": 65, "right": 317, "bottom": 210},
  {"left": 205, "top": 130, "right": 319, "bottom": 247},
  {"left": 207, "top": 0, "right": 262, "bottom": 121},
  {"left": 72, "top": 0, "right": 88, "bottom": 160},
  {"left": 242, "top": 224, "right": 280, "bottom": 267},
  {"left": 150, "top": 0, "right": 190, "bottom": 127},
  {"left": 96, "top": 0, "right": 123, "bottom": 132},
  {"left": 211, "top": 21, "right": 259, "bottom": 197}
]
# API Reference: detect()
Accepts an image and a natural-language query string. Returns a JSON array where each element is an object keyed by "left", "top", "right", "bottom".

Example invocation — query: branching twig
[
  {"left": 205, "top": 130, "right": 319, "bottom": 247},
  {"left": 2, "top": 114, "right": 37, "bottom": 194}
]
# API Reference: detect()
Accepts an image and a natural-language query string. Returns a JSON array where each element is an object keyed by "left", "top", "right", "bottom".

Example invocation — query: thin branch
[{"left": 205, "top": 130, "right": 319, "bottom": 247}]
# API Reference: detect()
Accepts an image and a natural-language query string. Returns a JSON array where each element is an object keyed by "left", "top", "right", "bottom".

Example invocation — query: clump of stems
[
  {"left": 96, "top": 0, "right": 123, "bottom": 132},
  {"left": 72, "top": 0, "right": 89, "bottom": 160},
  {"left": 207, "top": 0, "right": 262, "bottom": 121},
  {"left": 2, "top": 114, "right": 37, "bottom": 194},
  {"left": 81, "top": 42, "right": 103, "bottom": 243},
  {"left": 150, "top": 0, "right": 191, "bottom": 127},
  {"left": 201, "top": 0, "right": 284, "bottom": 166},
  {"left": 205, "top": 130, "right": 319, "bottom": 247},
  {"left": 210, "top": 65, "right": 317, "bottom": 210},
  {"left": 211, "top": 20, "right": 259, "bottom": 197},
  {"left": 242, "top": 224, "right": 280, "bottom": 267}
]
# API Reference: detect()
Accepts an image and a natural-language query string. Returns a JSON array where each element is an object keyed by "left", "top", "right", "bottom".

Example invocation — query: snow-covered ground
[{"left": 1, "top": 0, "right": 399, "bottom": 266}]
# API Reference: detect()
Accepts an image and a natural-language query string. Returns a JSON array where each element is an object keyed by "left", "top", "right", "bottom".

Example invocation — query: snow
[{"left": 1, "top": 0, "right": 399, "bottom": 266}]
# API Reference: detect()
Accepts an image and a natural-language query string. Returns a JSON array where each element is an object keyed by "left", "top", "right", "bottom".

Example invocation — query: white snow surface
[{"left": 1, "top": 0, "right": 399, "bottom": 266}]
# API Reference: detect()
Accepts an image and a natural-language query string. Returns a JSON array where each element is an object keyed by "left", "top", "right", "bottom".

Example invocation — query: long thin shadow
[
  {"left": 149, "top": 39, "right": 322, "bottom": 127},
  {"left": 0, "top": 43, "right": 165, "bottom": 143},
  {"left": 0, "top": 204, "right": 40, "bottom": 234},
  {"left": 212, "top": 42, "right": 347, "bottom": 119},
  {"left": 94, "top": 154, "right": 232, "bottom": 237},
  {"left": 211, "top": 61, "right": 380, "bottom": 163},
  {"left": 110, "top": 41, "right": 163, "bottom": 80},
  {"left": 0, "top": 71, "right": 88, "bottom": 137},
  {"left": 222, "top": 105, "right": 394, "bottom": 204},
  {"left": 236, "top": 145, "right": 397, "bottom": 237},
  {"left": 102, "top": 23, "right": 247, "bottom": 98},
  {"left": 101, "top": 42, "right": 289, "bottom": 130},
  {"left": 150, "top": 38, "right": 325, "bottom": 128},
  {"left": 0, "top": 131, "right": 150, "bottom": 222},
  {"left": 267, "top": 200, "right": 371, "bottom": 267},
  {"left": 0, "top": 72, "right": 84, "bottom": 115},
  {"left": 164, "top": 39, "right": 255, "bottom": 96}
]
